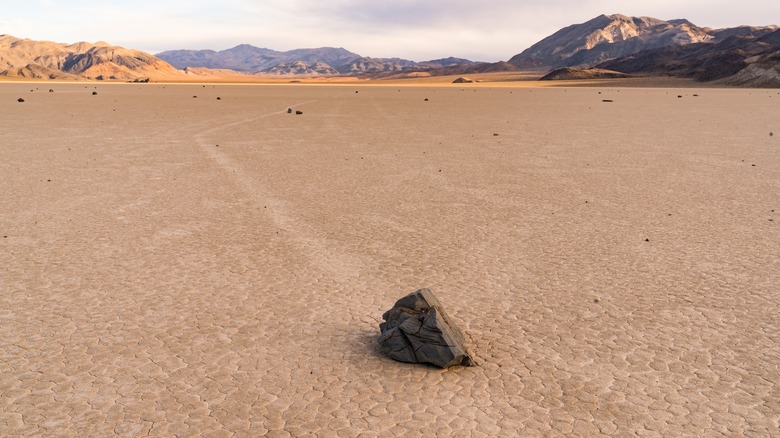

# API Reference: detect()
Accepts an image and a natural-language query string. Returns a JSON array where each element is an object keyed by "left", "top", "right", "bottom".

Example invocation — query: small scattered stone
[
  {"left": 193, "top": 95, "right": 198, "bottom": 98},
  {"left": 493, "top": 133, "right": 499, "bottom": 136},
  {"left": 295, "top": 110, "right": 303, "bottom": 115},
  {"left": 678, "top": 95, "right": 683, "bottom": 98},
  {"left": 216, "top": 97, "right": 221, "bottom": 100},
  {"left": 49, "top": 89, "right": 54, "bottom": 93},
  {"left": 602, "top": 99, "right": 613, "bottom": 103},
  {"left": 379, "top": 288, "right": 475, "bottom": 368},
  {"left": 17, "top": 98, "right": 24, "bottom": 103},
  {"left": 594, "top": 298, "right": 600, "bottom": 303},
  {"left": 424, "top": 98, "right": 429, "bottom": 101},
  {"left": 645, "top": 238, "right": 650, "bottom": 242},
  {"left": 92, "top": 91, "right": 98, "bottom": 95},
  {"left": 287, "top": 108, "right": 292, "bottom": 113}
]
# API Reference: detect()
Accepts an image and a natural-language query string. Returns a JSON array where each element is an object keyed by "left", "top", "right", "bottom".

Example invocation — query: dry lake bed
[{"left": 1, "top": 82, "right": 778, "bottom": 436}]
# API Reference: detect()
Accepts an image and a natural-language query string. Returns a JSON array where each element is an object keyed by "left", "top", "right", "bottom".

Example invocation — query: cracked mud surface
[{"left": 1, "top": 83, "right": 778, "bottom": 436}]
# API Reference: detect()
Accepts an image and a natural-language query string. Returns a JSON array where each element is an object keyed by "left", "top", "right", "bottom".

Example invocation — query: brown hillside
[{"left": 0, "top": 34, "right": 184, "bottom": 81}]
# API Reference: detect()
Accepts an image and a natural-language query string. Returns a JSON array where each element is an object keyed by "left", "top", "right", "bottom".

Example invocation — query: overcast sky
[{"left": 2, "top": 1, "right": 778, "bottom": 61}]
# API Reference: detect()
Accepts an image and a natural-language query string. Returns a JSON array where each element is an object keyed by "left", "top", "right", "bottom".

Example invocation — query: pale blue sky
[{"left": 2, "top": 0, "right": 778, "bottom": 61}]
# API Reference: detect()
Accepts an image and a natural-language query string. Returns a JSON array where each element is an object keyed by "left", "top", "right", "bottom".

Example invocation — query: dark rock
[
  {"left": 379, "top": 288, "right": 475, "bottom": 368},
  {"left": 17, "top": 98, "right": 24, "bottom": 103},
  {"left": 287, "top": 108, "right": 292, "bottom": 113},
  {"left": 602, "top": 99, "right": 613, "bottom": 102},
  {"left": 295, "top": 110, "right": 303, "bottom": 115},
  {"left": 452, "top": 77, "right": 475, "bottom": 83},
  {"left": 49, "top": 89, "right": 54, "bottom": 93},
  {"left": 539, "top": 67, "right": 630, "bottom": 81},
  {"left": 92, "top": 91, "right": 98, "bottom": 95}
]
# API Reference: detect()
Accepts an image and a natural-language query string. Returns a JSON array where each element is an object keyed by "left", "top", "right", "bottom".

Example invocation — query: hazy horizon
[{"left": 2, "top": 1, "right": 779, "bottom": 62}]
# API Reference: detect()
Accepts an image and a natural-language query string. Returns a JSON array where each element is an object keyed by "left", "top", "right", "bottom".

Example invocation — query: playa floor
[{"left": 1, "top": 82, "right": 778, "bottom": 436}]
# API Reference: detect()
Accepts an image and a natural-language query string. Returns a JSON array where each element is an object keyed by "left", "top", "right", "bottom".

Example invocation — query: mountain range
[
  {"left": 506, "top": 14, "right": 779, "bottom": 86},
  {"left": 2, "top": 14, "right": 779, "bottom": 86},
  {"left": 509, "top": 14, "right": 714, "bottom": 67},
  {"left": 595, "top": 23, "right": 780, "bottom": 83},
  {"left": 0, "top": 34, "right": 182, "bottom": 81},
  {"left": 156, "top": 45, "right": 476, "bottom": 75}
]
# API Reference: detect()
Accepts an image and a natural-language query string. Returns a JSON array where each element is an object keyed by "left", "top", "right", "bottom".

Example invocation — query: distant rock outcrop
[
  {"left": 723, "top": 50, "right": 780, "bottom": 87},
  {"left": 539, "top": 67, "right": 631, "bottom": 81},
  {"left": 379, "top": 288, "right": 475, "bottom": 368},
  {"left": 452, "top": 76, "right": 475, "bottom": 83}
]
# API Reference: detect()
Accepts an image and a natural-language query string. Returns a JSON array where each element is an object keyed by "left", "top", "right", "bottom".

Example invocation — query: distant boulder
[
  {"left": 540, "top": 67, "right": 631, "bottom": 81},
  {"left": 452, "top": 76, "right": 475, "bottom": 83}
]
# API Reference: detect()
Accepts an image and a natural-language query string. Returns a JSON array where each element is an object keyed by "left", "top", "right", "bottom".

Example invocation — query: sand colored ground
[{"left": 1, "top": 82, "right": 778, "bottom": 436}]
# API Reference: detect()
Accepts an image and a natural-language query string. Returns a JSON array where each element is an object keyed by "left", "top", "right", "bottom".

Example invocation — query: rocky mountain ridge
[
  {"left": 506, "top": 14, "right": 779, "bottom": 87},
  {"left": 156, "top": 44, "right": 477, "bottom": 76},
  {"left": 510, "top": 14, "right": 715, "bottom": 68},
  {"left": 156, "top": 45, "right": 362, "bottom": 72},
  {"left": 0, "top": 34, "right": 182, "bottom": 80},
  {"left": 596, "top": 26, "right": 780, "bottom": 86}
]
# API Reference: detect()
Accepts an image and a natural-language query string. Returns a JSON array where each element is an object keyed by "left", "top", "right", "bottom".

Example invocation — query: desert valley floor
[{"left": 1, "top": 82, "right": 778, "bottom": 436}]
